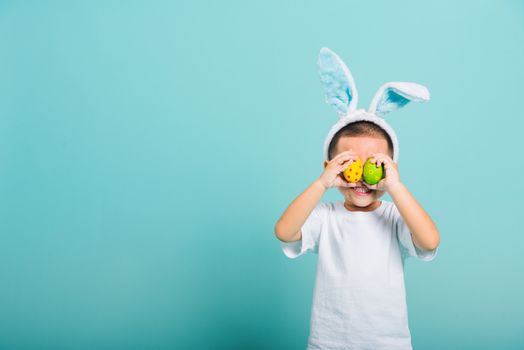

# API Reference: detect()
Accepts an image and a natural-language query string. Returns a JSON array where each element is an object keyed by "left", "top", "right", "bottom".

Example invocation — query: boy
[{"left": 274, "top": 48, "right": 441, "bottom": 350}]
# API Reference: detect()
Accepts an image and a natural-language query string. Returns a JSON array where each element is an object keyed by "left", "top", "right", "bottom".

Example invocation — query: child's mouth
[{"left": 351, "top": 186, "right": 372, "bottom": 196}]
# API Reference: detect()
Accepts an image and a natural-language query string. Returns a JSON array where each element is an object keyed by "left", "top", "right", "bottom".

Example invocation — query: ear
[
  {"left": 317, "top": 47, "right": 359, "bottom": 116},
  {"left": 368, "top": 82, "right": 430, "bottom": 117}
]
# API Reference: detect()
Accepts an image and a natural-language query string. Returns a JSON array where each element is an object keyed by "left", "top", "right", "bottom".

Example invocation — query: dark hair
[{"left": 328, "top": 121, "right": 394, "bottom": 160}]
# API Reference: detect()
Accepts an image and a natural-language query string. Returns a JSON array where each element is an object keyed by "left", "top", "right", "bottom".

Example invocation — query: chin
[{"left": 339, "top": 187, "right": 383, "bottom": 207}]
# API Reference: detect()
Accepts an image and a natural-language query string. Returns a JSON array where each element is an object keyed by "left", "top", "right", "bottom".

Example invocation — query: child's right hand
[{"left": 318, "top": 150, "right": 359, "bottom": 189}]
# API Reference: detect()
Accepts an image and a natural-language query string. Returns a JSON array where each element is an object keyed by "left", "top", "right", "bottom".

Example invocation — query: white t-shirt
[{"left": 281, "top": 199, "right": 438, "bottom": 350}]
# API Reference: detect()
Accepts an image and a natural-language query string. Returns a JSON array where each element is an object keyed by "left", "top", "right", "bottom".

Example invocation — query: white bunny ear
[
  {"left": 368, "top": 82, "right": 430, "bottom": 117},
  {"left": 317, "top": 47, "right": 359, "bottom": 116}
]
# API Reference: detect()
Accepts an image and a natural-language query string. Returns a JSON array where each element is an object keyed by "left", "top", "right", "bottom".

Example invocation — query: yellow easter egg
[{"left": 343, "top": 158, "right": 363, "bottom": 183}]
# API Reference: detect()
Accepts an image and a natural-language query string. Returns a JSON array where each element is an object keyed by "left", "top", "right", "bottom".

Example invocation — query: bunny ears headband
[{"left": 318, "top": 47, "right": 431, "bottom": 163}]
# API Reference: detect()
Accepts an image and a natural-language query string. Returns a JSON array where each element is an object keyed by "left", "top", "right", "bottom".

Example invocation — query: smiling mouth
[{"left": 351, "top": 186, "right": 372, "bottom": 196}]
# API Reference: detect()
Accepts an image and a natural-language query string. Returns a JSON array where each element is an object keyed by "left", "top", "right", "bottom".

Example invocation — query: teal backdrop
[{"left": 1, "top": 0, "right": 523, "bottom": 349}]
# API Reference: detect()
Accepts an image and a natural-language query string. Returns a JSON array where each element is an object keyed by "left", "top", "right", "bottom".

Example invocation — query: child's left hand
[{"left": 364, "top": 153, "right": 402, "bottom": 193}]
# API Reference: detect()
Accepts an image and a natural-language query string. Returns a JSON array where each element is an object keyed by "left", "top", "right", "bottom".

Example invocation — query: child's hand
[
  {"left": 364, "top": 153, "right": 402, "bottom": 192},
  {"left": 318, "top": 150, "right": 360, "bottom": 189}
]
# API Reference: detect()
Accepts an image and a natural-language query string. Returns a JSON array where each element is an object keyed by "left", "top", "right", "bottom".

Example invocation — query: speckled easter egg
[
  {"left": 342, "top": 158, "right": 362, "bottom": 183},
  {"left": 363, "top": 158, "right": 384, "bottom": 185}
]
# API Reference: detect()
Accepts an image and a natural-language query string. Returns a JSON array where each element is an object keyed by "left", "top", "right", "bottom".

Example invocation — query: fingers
[
  {"left": 363, "top": 182, "right": 377, "bottom": 190},
  {"left": 336, "top": 178, "right": 357, "bottom": 188},
  {"left": 369, "top": 153, "right": 395, "bottom": 168},
  {"left": 331, "top": 157, "right": 357, "bottom": 174},
  {"left": 335, "top": 156, "right": 356, "bottom": 168},
  {"left": 331, "top": 150, "right": 358, "bottom": 165},
  {"left": 333, "top": 174, "right": 358, "bottom": 188},
  {"left": 338, "top": 158, "right": 354, "bottom": 170},
  {"left": 363, "top": 181, "right": 384, "bottom": 191},
  {"left": 364, "top": 178, "right": 388, "bottom": 191},
  {"left": 332, "top": 177, "right": 346, "bottom": 187}
]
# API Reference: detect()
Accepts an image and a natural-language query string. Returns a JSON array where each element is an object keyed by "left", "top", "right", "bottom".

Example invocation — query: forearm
[
  {"left": 389, "top": 183, "right": 441, "bottom": 250},
  {"left": 275, "top": 179, "right": 326, "bottom": 242}
]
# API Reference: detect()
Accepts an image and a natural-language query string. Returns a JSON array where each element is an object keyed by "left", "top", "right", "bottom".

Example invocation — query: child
[{"left": 274, "top": 48, "right": 441, "bottom": 350}]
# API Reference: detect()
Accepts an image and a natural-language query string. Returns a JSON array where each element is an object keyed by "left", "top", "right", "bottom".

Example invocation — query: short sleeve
[
  {"left": 280, "top": 202, "right": 329, "bottom": 259},
  {"left": 394, "top": 208, "right": 438, "bottom": 262}
]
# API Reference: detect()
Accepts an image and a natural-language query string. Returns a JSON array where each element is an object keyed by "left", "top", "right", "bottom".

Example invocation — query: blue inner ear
[
  {"left": 376, "top": 89, "right": 411, "bottom": 115},
  {"left": 318, "top": 50, "right": 353, "bottom": 115}
]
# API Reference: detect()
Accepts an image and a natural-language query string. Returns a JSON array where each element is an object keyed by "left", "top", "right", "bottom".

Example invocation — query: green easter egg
[{"left": 363, "top": 159, "right": 384, "bottom": 185}]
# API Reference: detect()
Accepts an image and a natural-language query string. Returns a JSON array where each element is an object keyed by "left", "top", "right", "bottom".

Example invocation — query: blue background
[{"left": 1, "top": 0, "right": 523, "bottom": 349}]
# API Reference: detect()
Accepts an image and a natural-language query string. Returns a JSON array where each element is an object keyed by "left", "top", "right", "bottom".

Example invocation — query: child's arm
[
  {"left": 388, "top": 183, "right": 440, "bottom": 251},
  {"left": 274, "top": 179, "right": 326, "bottom": 242},
  {"left": 275, "top": 150, "right": 358, "bottom": 242},
  {"left": 367, "top": 153, "right": 441, "bottom": 251}
]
